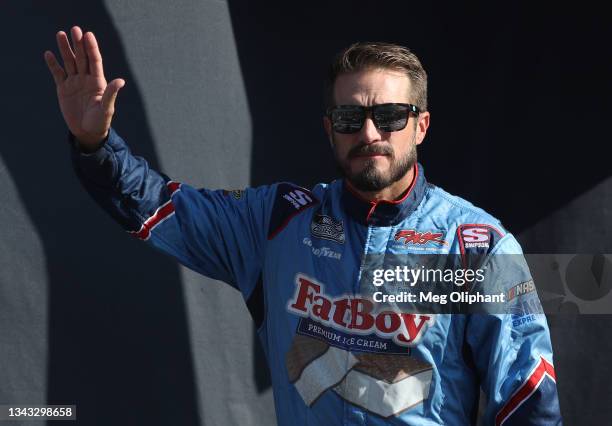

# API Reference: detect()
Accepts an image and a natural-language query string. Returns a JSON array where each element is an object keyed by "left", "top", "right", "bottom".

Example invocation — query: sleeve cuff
[
  {"left": 68, "top": 130, "right": 111, "bottom": 158},
  {"left": 69, "top": 128, "right": 119, "bottom": 187}
]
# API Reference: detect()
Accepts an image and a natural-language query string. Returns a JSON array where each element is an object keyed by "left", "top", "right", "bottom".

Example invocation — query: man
[{"left": 45, "top": 26, "right": 562, "bottom": 425}]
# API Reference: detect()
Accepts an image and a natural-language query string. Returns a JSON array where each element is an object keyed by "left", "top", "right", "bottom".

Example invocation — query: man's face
[{"left": 324, "top": 68, "right": 430, "bottom": 193}]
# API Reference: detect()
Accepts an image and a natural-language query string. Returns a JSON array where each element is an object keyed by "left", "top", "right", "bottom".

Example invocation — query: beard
[{"left": 333, "top": 135, "right": 417, "bottom": 192}]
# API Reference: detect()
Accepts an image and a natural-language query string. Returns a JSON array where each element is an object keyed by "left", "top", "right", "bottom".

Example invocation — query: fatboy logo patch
[
  {"left": 311, "top": 214, "right": 345, "bottom": 244},
  {"left": 287, "top": 274, "right": 434, "bottom": 347},
  {"left": 394, "top": 230, "right": 448, "bottom": 246}
]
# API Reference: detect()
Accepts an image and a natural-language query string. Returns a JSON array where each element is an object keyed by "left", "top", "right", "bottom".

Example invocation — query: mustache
[{"left": 348, "top": 143, "right": 394, "bottom": 158}]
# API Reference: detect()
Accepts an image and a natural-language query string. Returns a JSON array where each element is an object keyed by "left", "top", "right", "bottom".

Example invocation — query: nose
[{"left": 359, "top": 114, "right": 382, "bottom": 145}]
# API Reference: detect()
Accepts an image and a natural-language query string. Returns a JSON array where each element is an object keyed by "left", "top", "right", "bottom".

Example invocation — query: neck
[{"left": 348, "top": 166, "right": 416, "bottom": 203}]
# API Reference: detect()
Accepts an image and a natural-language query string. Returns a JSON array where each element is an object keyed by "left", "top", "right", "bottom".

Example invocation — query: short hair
[{"left": 325, "top": 42, "right": 428, "bottom": 112}]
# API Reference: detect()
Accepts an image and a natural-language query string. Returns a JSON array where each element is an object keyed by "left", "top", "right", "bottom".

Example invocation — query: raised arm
[{"left": 44, "top": 27, "right": 286, "bottom": 309}]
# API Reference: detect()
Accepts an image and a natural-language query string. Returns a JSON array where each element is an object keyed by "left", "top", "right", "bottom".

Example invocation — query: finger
[
  {"left": 44, "top": 51, "right": 67, "bottom": 85},
  {"left": 56, "top": 31, "right": 77, "bottom": 75},
  {"left": 84, "top": 32, "right": 104, "bottom": 78},
  {"left": 102, "top": 79, "right": 126, "bottom": 112},
  {"left": 71, "top": 26, "right": 88, "bottom": 75}
]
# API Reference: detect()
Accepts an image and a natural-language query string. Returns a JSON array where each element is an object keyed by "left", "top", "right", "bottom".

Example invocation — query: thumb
[{"left": 102, "top": 78, "right": 126, "bottom": 113}]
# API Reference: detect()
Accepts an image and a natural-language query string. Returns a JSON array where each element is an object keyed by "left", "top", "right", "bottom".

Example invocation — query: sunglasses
[{"left": 326, "top": 103, "right": 420, "bottom": 134}]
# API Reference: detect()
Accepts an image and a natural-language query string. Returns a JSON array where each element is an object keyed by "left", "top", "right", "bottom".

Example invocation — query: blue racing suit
[{"left": 69, "top": 128, "right": 562, "bottom": 425}]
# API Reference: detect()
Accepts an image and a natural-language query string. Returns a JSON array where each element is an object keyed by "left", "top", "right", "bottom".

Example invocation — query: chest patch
[{"left": 310, "top": 214, "right": 345, "bottom": 244}]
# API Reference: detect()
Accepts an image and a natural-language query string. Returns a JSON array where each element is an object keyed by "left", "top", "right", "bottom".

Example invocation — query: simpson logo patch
[
  {"left": 283, "top": 189, "right": 313, "bottom": 210},
  {"left": 268, "top": 183, "right": 318, "bottom": 240},
  {"left": 394, "top": 229, "right": 448, "bottom": 246},
  {"left": 311, "top": 214, "right": 345, "bottom": 244},
  {"left": 457, "top": 223, "right": 504, "bottom": 253},
  {"left": 461, "top": 227, "right": 490, "bottom": 248}
]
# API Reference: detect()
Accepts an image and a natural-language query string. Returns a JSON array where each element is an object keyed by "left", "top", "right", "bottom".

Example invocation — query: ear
[
  {"left": 415, "top": 111, "right": 430, "bottom": 146},
  {"left": 323, "top": 115, "right": 334, "bottom": 147}
]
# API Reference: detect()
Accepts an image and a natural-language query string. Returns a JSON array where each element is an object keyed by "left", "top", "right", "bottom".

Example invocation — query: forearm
[{"left": 69, "top": 127, "right": 172, "bottom": 233}]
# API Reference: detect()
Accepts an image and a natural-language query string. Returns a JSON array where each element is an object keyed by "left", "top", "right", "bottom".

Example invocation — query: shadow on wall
[{"left": 0, "top": 2, "right": 201, "bottom": 424}]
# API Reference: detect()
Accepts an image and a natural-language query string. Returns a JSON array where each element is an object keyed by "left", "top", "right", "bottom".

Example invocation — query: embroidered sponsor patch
[
  {"left": 457, "top": 224, "right": 504, "bottom": 252},
  {"left": 507, "top": 280, "right": 536, "bottom": 301},
  {"left": 303, "top": 238, "right": 342, "bottom": 259},
  {"left": 283, "top": 189, "right": 314, "bottom": 210},
  {"left": 394, "top": 229, "right": 448, "bottom": 246},
  {"left": 508, "top": 288, "right": 544, "bottom": 327},
  {"left": 268, "top": 183, "right": 318, "bottom": 240},
  {"left": 222, "top": 189, "right": 244, "bottom": 200},
  {"left": 287, "top": 274, "right": 434, "bottom": 347},
  {"left": 285, "top": 273, "right": 435, "bottom": 417},
  {"left": 461, "top": 227, "right": 491, "bottom": 248},
  {"left": 311, "top": 214, "right": 345, "bottom": 244}
]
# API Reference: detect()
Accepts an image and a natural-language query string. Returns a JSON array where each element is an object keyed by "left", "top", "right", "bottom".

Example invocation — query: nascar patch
[{"left": 507, "top": 280, "right": 536, "bottom": 301}]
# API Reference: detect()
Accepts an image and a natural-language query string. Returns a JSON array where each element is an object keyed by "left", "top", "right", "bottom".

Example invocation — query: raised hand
[{"left": 44, "top": 26, "right": 125, "bottom": 152}]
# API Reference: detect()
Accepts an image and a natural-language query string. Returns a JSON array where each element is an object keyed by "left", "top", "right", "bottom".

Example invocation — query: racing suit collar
[{"left": 341, "top": 163, "right": 427, "bottom": 226}]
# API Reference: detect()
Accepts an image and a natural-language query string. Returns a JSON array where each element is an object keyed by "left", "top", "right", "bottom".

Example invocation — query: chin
[{"left": 348, "top": 168, "right": 393, "bottom": 191}]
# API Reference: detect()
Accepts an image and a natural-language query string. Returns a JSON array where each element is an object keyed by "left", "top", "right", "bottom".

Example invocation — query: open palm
[{"left": 45, "top": 26, "right": 125, "bottom": 151}]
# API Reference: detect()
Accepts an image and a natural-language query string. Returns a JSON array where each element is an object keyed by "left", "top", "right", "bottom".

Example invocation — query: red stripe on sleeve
[
  {"left": 495, "top": 357, "right": 556, "bottom": 426},
  {"left": 130, "top": 181, "right": 182, "bottom": 240}
]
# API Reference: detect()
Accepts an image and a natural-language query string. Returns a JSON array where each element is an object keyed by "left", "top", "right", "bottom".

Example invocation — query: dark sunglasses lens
[
  {"left": 331, "top": 108, "right": 365, "bottom": 134},
  {"left": 374, "top": 105, "right": 409, "bottom": 132}
]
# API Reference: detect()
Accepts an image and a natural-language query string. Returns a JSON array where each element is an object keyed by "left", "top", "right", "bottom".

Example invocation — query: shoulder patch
[
  {"left": 268, "top": 183, "right": 318, "bottom": 240},
  {"left": 457, "top": 223, "right": 505, "bottom": 268},
  {"left": 222, "top": 189, "right": 244, "bottom": 200}
]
